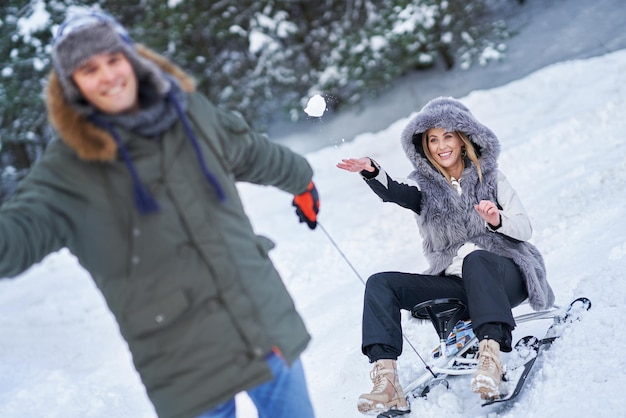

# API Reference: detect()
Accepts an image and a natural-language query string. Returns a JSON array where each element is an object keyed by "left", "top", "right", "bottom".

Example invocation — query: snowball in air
[{"left": 304, "top": 94, "right": 327, "bottom": 117}]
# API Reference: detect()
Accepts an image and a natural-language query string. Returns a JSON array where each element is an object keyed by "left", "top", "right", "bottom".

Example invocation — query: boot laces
[
  {"left": 369, "top": 364, "right": 390, "bottom": 393},
  {"left": 478, "top": 344, "right": 501, "bottom": 375}
]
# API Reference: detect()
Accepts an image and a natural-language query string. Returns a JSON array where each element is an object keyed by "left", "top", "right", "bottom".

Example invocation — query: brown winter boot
[
  {"left": 357, "top": 359, "right": 409, "bottom": 415},
  {"left": 471, "top": 339, "right": 503, "bottom": 400}
]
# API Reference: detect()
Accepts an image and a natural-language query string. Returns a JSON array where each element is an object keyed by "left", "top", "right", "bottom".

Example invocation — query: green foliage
[
  {"left": 0, "top": 0, "right": 509, "bottom": 193},
  {"left": 1, "top": 1, "right": 54, "bottom": 168}
]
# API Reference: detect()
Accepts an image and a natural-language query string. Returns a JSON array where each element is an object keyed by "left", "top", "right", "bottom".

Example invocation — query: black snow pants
[{"left": 362, "top": 250, "right": 528, "bottom": 362}]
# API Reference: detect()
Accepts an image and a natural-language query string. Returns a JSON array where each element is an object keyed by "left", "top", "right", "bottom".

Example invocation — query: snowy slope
[{"left": 1, "top": 49, "right": 626, "bottom": 417}]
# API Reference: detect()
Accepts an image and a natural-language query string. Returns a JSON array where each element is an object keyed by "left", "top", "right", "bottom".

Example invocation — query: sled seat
[
  {"left": 411, "top": 298, "right": 468, "bottom": 343},
  {"left": 411, "top": 298, "right": 542, "bottom": 359},
  {"left": 412, "top": 297, "right": 536, "bottom": 340}
]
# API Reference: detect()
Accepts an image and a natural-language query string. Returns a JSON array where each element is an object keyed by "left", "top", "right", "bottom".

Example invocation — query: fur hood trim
[
  {"left": 45, "top": 45, "right": 197, "bottom": 161},
  {"left": 400, "top": 97, "right": 501, "bottom": 177}
]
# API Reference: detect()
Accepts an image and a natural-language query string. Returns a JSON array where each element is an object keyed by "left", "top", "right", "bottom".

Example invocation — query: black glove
[{"left": 292, "top": 181, "right": 320, "bottom": 230}]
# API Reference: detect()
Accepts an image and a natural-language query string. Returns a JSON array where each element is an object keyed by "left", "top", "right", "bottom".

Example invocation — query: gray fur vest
[{"left": 401, "top": 97, "right": 554, "bottom": 311}]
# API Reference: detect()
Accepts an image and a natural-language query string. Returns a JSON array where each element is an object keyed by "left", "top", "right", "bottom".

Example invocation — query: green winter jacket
[{"left": 0, "top": 46, "right": 313, "bottom": 418}]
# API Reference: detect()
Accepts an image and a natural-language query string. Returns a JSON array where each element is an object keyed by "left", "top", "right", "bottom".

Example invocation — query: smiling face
[
  {"left": 71, "top": 51, "right": 139, "bottom": 114},
  {"left": 425, "top": 127, "right": 465, "bottom": 179}
]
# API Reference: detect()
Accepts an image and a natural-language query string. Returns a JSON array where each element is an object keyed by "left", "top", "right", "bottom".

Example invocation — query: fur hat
[{"left": 51, "top": 11, "right": 170, "bottom": 109}]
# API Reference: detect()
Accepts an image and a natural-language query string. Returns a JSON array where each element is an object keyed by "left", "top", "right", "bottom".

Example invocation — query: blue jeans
[{"left": 196, "top": 353, "right": 315, "bottom": 418}]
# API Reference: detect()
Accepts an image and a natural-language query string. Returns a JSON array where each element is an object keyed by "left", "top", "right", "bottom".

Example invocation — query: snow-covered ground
[{"left": 1, "top": 48, "right": 626, "bottom": 418}]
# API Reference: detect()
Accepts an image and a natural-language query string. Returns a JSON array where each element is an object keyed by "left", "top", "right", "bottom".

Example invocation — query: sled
[{"left": 402, "top": 297, "right": 590, "bottom": 399}]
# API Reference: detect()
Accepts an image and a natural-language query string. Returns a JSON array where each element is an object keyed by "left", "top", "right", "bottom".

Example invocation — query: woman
[
  {"left": 337, "top": 97, "right": 554, "bottom": 415},
  {"left": 0, "top": 11, "right": 319, "bottom": 418}
]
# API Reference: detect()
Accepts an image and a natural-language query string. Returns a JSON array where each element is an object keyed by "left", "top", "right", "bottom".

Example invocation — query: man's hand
[{"left": 292, "top": 181, "right": 320, "bottom": 230}]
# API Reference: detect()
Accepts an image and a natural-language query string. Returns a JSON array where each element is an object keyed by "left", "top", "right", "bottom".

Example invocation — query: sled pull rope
[{"left": 317, "top": 222, "right": 436, "bottom": 378}]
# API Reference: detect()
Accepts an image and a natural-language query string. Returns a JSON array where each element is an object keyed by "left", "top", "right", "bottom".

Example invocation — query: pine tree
[{"left": 0, "top": 0, "right": 510, "bottom": 201}]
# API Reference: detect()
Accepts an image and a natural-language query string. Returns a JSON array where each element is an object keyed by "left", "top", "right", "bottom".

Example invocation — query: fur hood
[
  {"left": 400, "top": 96, "right": 501, "bottom": 178},
  {"left": 45, "top": 45, "right": 197, "bottom": 162}
]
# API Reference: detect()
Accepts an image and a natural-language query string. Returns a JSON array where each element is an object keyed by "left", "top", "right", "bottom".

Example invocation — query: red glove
[{"left": 292, "top": 181, "right": 320, "bottom": 230}]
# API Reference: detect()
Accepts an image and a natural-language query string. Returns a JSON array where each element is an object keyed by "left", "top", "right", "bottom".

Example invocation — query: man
[{"left": 0, "top": 11, "right": 319, "bottom": 418}]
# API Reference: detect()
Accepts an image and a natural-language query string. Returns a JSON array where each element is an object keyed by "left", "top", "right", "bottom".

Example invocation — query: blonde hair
[{"left": 421, "top": 130, "right": 483, "bottom": 183}]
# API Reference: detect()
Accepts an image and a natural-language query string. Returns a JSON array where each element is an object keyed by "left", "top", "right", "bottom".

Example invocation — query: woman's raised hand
[{"left": 336, "top": 157, "right": 375, "bottom": 173}]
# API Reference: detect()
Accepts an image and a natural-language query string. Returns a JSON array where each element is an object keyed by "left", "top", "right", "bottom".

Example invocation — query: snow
[
  {"left": 168, "top": 0, "right": 185, "bottom": 9},
  {"left": 1, "top": 47, "right": 626, "bottom": 418},
  {"left": 304, "top": 95, "right": 327, "bottom": 118},
  {"left": 16, "top": 0, "right": 50, "bottom": 39},
  {"left": 248, "top": 30, "right": 273, "bottom": 54}
]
